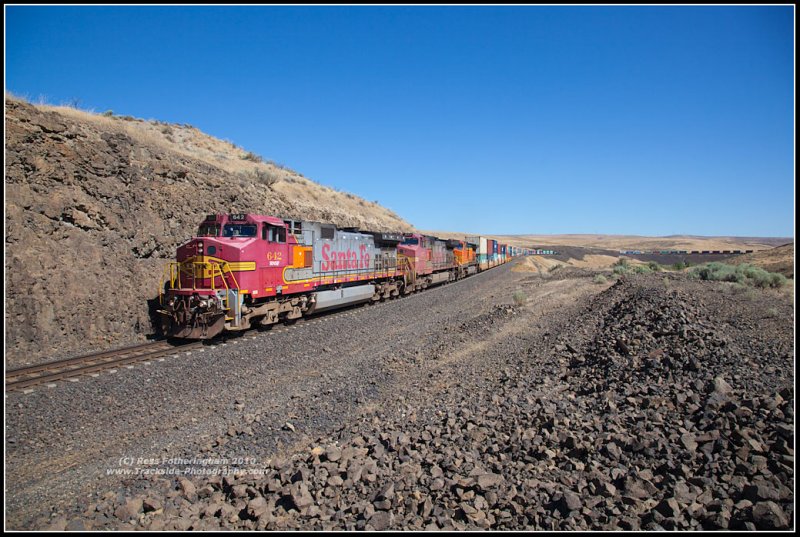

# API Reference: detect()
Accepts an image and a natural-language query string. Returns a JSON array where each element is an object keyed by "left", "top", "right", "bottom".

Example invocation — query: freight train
[
  {"left": 619, "top": 249, "right": 754, "bottom": 255},
  {"left": 158, "top": 214, "right": 531, "bottom": 339}
]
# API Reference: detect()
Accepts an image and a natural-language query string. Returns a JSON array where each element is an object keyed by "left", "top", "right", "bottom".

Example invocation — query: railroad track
[
  {"left": 5, "top": 340, "right": 204, "bottom": 391},
  {"left": 6, "top": 264, "right": 513, "bottom": 392}
]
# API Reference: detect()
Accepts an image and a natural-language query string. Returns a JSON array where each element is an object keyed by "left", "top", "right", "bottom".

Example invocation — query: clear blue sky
[{"left": 5, "top": 6, "right": 795, "bottom": 237}]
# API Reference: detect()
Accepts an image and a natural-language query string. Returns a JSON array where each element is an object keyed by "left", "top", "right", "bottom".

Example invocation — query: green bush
[
  {"left": 689, "top": 262, "right": 786, "bottom": 288},
  {"left": 648, "top": 262, "right": 662, "bottom": 272},
  {"left": 633, "top": 264, "right": 652, "bottom": 274},
  {"left": 770, "top": 273, "right": 788, "bottom": 288},
  {"left": 512, "top": 291, "right": 526, "bottom": 306},
  {"left": 593, "top": 274, "right": 607, "bottom": 284},
  {"left": 612, "top": 258, "right": 635, "bottom": 274}
]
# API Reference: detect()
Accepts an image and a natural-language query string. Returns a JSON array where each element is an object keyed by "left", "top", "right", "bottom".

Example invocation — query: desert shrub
[
  {"left": 102, "top": 110, "right": 114, "bottom": 117},
  {"left": 593, "top": 274, "right": 607, "bottom": 284},
  {"left": 612, "top": 261, "right": 630, "bottom": 275},
  {"left": 253, "top": 168, "right": 281, "bottom": 188},
  {"left": 770, "top": 273, "right": 788, "bottom": 288},
  {"left": 271, "top": 160, "right": 287, "bottom": 170},
  {"left": 648, "top": 261, "right": 662, "bottom": 272},
  {"left": 690, "top": 262, "right": 786, "bottom": 288},
  {"left": 748, "top": 268, "right": 787, "bottom": 289},
  {"left": 512, "top": 291, "right": 526, "bottom": 306},
  {"left": 241, "top": 151, "right": 263, "bottom": 163},
  {"left": 549, "top": 264, "right": 562, "bottom": 273},
  {"left": 633, "top": 264, "right": 652, "bottom": 274}
]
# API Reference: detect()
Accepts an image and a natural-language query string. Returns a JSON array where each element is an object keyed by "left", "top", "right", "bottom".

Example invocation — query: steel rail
[{"left": 5, "top": 341, "right": 202, "bottom": 391}]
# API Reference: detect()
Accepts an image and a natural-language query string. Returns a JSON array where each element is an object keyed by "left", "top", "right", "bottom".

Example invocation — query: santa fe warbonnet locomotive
[{"left": 158, "top": 213, "right": 529, "bottom": 339}]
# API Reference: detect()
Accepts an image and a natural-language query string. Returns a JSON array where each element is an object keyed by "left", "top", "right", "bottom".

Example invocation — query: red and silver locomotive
[{"left": 158, "top": 213, "right": 514, "bottom": 339}]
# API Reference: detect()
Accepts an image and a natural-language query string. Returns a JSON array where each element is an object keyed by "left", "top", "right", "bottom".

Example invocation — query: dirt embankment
[
  {"left": 725, "top": 243, "right": 794, "bottom": 279},
  {"left": 4, "top": 97, "right": 412, "bottom": 367}
]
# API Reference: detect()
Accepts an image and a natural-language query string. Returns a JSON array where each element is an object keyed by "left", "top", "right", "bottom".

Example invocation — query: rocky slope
[
  {"left": 99, "top": 275, "right": 795, "bottom": 531},
  {"left": 4, "top": 96, "right": 412, "bottom": 367},
  {"left": 8, "top": 268, "right": 792, "bottom": 530}
]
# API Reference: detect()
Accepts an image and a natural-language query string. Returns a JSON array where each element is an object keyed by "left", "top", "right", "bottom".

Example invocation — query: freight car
[{"left": 158, "top": 214, "right": 518, "bottom": 339}]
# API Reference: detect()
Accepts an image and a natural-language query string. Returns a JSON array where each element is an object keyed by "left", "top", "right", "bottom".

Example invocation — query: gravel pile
[{"left": 58, "top": 275, "right": 792, "bottom": 531}]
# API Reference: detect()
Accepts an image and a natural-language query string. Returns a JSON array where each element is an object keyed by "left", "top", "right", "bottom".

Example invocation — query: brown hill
[
  {"left": 422, "top": 231, "right": 787, "bottom": 252},
  {"left": 725, "top": 243, "right": 794, "bottom": 278},
  {"left": 493, "top": 234, "right": 786, "bottom": 251},
  {"left": 4, "top": 96, "right": 412, "bottom": 367}
]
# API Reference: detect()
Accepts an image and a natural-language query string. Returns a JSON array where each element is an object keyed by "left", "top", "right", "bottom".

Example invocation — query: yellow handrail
[{"left": 161, "top": 260, "right": 240, "bottom": 309}]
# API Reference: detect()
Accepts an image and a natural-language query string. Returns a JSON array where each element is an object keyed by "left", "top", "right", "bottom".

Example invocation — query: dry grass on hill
[
  {"left": 33, "top": 100, "right": 408, "bottom": 230},
  {"left": 424, "top": 229, "right": 787, "bottom": 254},
  {"left": 494, "top": 234, "right": 785, "bottom": 252},
  {"left": 725, "top": 243, "right": 794, "bottom": 279}
]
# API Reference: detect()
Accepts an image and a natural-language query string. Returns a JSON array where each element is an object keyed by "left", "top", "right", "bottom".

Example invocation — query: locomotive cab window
[
  {"left": 284, "top": 220, "right": 303, "bottom": 235},
  {"left": 198, "top": 223, "right": 220, "bottom": 237},
  {"left": 222, "top": 224, "right": 256, "bottom": 238},
  {"left": 265, "top": 224, "right": 286, "bottom": 243}
]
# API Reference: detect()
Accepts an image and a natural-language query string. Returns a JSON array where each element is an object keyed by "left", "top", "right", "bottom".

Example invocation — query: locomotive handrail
[
  {"left": 311, "top": 255, "right": 403, "bottom": 284},
  {"left": 397, "top": 254, "right": 415, "bottom": 285},
  {"left": 160, "top": 260, "right": 240, "bottom": 307}
]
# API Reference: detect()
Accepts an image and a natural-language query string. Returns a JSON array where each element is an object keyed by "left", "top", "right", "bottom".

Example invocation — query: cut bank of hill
[{"left": 4, "top": 96, "right": 412, "bottom": 367}]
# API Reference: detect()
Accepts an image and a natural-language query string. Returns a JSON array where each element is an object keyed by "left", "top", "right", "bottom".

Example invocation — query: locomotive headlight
[{"left": 197, "top": 241, "right": 204, "bottom": 254}]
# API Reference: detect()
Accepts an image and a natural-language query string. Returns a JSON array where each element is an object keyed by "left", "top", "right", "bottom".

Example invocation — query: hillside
[
  {"left": 492, "top": 234, "right": 786, "bottom": 252},
  {"left": 422, "top": 231, "right": 787, "bottom": 252},
  {"left": 725, "top": 243, "right": 794, "bottom": 278},
  {"left": 4, "top": 96, "right": 412, "bottom": 367}
]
